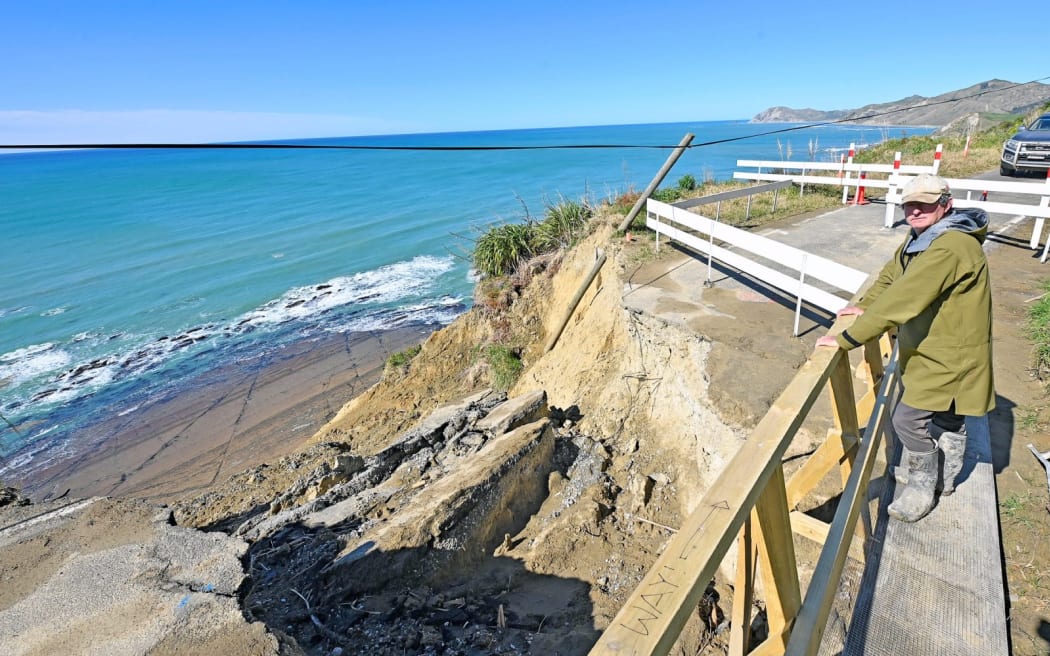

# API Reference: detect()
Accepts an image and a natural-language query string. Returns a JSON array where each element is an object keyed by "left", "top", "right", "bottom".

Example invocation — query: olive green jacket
[{"left": 835, "top": 207, "right": 994, "bottom": 415}]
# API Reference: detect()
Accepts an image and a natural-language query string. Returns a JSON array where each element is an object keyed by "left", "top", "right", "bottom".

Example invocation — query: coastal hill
[{"left": 751, "top": 78, "right": 1050, "bottom": 131}]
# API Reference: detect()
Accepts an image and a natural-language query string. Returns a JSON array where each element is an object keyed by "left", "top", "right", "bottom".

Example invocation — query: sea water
[{"left": 0, "top": 120, "right": 930, "bottom": 479}]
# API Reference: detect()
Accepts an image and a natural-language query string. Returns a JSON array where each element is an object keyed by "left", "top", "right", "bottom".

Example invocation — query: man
[{"left": 816, "top": 174, "right": 994, "bottom": 522}]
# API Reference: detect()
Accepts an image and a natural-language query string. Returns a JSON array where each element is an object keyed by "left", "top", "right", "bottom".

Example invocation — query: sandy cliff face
[
  {"left": 299, "top": 218, "right": 751, "bottom": 638},
  {"left": 312, "top": 217, "right": 747, "bottom": 512}
]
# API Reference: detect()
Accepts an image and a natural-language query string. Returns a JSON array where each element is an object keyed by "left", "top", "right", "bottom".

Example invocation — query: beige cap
[{"left": 902, "top": 173, "right": 951, "bottom": 204}]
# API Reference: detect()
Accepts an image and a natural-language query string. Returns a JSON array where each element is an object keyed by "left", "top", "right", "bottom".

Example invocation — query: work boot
[
  {"left": 938, "top": 430, "right": 967, "bottom": 496},
  {"left": 888, "top": 449, "right": 938, "bottom": 522},
  {"left": 892, "top": 455, "right": 943, "bottom": 490},
  {"left": 893, "top": 424, "right": 967, "bottom": 491}
]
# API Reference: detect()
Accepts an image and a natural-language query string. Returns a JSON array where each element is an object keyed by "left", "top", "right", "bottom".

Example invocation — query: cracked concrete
[{"left": 0, "top": 497, "right": 277, "bottom": 656}]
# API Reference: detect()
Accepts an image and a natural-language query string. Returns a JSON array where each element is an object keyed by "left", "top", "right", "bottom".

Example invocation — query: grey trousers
[{"left": 891, "top": 400, "right": 964, "bottom": 454}]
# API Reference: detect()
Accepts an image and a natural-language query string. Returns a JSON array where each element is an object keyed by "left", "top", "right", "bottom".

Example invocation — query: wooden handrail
[
  {"left": 589, "top": 306, "right": 899, "bottom": 655},
  {"left": 785, "top": 341, "right": 900, "bottom": 655}
]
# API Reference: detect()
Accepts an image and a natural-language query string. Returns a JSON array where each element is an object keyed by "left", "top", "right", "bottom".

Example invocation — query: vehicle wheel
[{"left": 1000, "top": 163, "right": 1013, "bottom": 177}]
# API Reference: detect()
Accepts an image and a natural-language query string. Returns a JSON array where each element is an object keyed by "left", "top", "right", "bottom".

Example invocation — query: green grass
[
  {"left": 484, "top": 345, "right": 523, "bottom": 391},
  {"left": 386, "top": 344, "right": 422, "bottom": 371},
  {"left": 1027, "top": 280, "right": 1050, "bottom": 385},
  {"left": 629, "top": 179, "right": 844, "bottom": 232},
  {"left": 852, "top": 101, "right": 1050, "bottom": 181},
  {"left": 651, "top": 187, "right": 683, "bottom": 203},
  {"left": 1019, "top": 407, "right": 1042, "bottom": 432},
  {"left": 1001, "top": 492, "right": 1036, "bottom": 527}
]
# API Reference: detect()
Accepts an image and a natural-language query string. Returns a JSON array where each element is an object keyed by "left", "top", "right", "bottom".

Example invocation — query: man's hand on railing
[{"left": 816, "top": 306, "right": 866, "bottom": 347}]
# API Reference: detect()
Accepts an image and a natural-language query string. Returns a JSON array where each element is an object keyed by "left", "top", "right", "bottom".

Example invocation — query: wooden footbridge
[
  {"left": 584, "top": 139, "right": 1014, "bottom": 655},
  {"left": 590, "top": 294, "right": 1008, "bottom": 654}
]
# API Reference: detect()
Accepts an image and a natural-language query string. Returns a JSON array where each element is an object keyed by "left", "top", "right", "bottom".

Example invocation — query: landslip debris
[{"left": 233, "top": 388, "right": 612, "bottom": 654}]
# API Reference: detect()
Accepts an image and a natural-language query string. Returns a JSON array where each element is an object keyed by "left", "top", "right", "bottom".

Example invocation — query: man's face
[{"left": 902, "top": 199, "right": 949, "bottom": 234}]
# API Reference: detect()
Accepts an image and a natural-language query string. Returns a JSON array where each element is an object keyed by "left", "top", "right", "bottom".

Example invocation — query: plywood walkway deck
[{"left": 822, "top": 416, "right": 1009, "bottom": 655}]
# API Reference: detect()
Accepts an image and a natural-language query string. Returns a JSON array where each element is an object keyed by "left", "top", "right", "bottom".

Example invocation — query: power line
[{"left": 3, "top": 76, "right": 1049, "bottom": 153}]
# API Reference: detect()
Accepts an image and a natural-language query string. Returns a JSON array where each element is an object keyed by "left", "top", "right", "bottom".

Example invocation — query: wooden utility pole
[{"left": 616, "top": 133, "right": 694, "bottom": 233}]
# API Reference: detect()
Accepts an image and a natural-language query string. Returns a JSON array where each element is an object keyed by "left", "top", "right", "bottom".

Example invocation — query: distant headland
[{"left": 751, "top": 78, "right": 1050, "bottom": 132}]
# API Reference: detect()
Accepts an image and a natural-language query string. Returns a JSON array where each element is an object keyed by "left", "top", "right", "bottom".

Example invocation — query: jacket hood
[{"left": 904, "top": 206, "right": 988, "bottom": 254}]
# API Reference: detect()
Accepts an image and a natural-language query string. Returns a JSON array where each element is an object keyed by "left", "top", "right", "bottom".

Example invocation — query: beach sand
[{"left": 13, "top": 325, "right": 434, "bottom": 504}]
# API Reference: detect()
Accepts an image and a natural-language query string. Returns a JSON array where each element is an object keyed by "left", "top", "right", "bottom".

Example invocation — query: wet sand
[{"left": 14, "top": 325, "right": 434, "bottom": 504}]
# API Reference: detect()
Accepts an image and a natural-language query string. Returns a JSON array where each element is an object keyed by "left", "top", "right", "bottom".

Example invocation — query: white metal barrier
[
  {"left": 736, "top": 142, "right": 941, "bottom": 206},
  {"left": 894, "top": 174, "right": 1050, "bottom": 260},
  {"left": 735, "top": 152, "right": 1050, "bottom": 258},
  {"left": 646, "top": 198, "right": 867, "bottom": 335}
]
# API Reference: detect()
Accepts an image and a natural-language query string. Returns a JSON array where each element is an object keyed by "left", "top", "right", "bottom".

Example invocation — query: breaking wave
[{"left": 0, "top": 254, "right": 466, "bottom": 463}]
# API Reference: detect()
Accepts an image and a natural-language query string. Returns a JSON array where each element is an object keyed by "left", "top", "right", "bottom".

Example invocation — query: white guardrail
[
  {"left": 735, "top": 147, "right": 1050, "bottom": 261},
  {"left": 646, "top": 198, "right": 868, "bottom": 335}
]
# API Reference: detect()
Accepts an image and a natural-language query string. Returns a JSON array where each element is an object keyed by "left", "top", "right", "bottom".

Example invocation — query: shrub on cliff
[
  {"left": 384, "top": 344, "right": 422, "bottom": 378},
  {"left": 472, "top": 198, "right": 593, "bottom": 278},
  {"left": 473, "top": 222, "right": 535, "bottom": 278},
  {"left": 533, "top": 198, "right": 592, "bottom": 251}
]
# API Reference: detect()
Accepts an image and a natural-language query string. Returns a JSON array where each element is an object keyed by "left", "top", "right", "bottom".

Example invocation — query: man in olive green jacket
[{"left": 817, "top": 173, "right": 994, "bottom": 522}]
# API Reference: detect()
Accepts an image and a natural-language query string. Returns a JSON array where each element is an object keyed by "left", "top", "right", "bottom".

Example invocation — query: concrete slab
[
  {"left": 0, "top": 497, "right": 278, "bottom": 656},
  {"left": 326, "top": 418, "right": 556, "bottom": 593}
]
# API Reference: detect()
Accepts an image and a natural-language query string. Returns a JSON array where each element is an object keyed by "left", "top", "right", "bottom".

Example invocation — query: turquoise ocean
[{"left": 0, "top": 120, "right": 930, "bottom": 484}]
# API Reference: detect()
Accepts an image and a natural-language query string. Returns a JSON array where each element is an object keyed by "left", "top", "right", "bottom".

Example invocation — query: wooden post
[
  {"left": 828, "top": 352, "right": 866, "bottom": 545},
  {"left": 828, "top": 354, "right": 861, "bottom": 482},
  {"left": 752, "top": 465, "right": 802, "bottom": 639},
  {"left": 792, "top": 255, "right": 807, "bottom": 337},
  {"left": 878, "top": 333, "right": 897, "bottom": 467},
  {"left": 544, "top": 252, "right": 607, "bottom": 353},
  {"left": 617, "top": 133, "right": 694, "bottom": 233},
  {"left": 785, "top": 428, "right": 858, "bottom": 509},
  {"left": 729, "top": 517, "right": 756, "bottom": 655},
  {"left": 854, "top": 339, "right": 887, "bottom": 425},
  {"left": 885, "top": 152, "right": 901, "bottom": 228}
]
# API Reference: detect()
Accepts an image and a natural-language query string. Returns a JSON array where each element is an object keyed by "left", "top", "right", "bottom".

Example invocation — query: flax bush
[
  {"left": 533, "top": 199, "right": 592, "bottom": 251},
  {"left": 473, "top": 222, "right": 535, "bottom": 278},
  {"left": 473, "top": 197, "right": 593, "bottom": 278}
]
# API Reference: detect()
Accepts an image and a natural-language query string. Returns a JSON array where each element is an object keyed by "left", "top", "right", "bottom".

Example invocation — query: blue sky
[{"left": 2, "top": 0, "right": 1046, "bottom": 144}]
